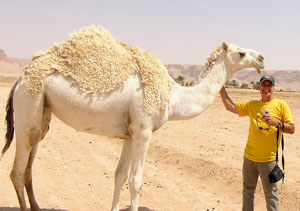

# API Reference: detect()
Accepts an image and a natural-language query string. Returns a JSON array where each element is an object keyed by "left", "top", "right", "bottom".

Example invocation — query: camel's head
[{"left": 222, "top": 42, "right": 264, "bottom": 75}]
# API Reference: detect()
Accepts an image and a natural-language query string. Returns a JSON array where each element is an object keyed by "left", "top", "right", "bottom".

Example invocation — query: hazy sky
[{"left": 1, "top": 0, "right": 299, "bottom": 70}]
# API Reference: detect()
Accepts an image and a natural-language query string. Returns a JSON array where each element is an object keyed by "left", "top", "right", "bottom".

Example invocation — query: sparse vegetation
[
  {"left": 175, "top": 75, "right": 185, "bottom": 83},
  {"left": 253, "top": 82, "right": 260, "bottom": 90},
  {"left": 240, "top": 83, "right": 248, "bottom": 89},
  {"left": 226, "top": 79, "right": 239, "bottom": 87}
]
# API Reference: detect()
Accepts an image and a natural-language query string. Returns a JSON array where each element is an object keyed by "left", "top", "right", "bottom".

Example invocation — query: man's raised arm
[{"left": 219, "top": 87, "right": 239, "bottom": 114}]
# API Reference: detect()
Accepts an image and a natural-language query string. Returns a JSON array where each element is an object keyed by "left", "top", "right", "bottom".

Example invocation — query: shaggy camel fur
[
  {"left": 2, "top": 26, "right": 264, "bottom": 211},
  {"left": 22, "top": 26, "right": 172, "bottom": 118}
]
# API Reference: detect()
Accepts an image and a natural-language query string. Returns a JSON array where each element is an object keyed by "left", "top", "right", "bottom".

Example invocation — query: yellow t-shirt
[{"left": 236, "top": 98, "right": 294, "bottom": 162}]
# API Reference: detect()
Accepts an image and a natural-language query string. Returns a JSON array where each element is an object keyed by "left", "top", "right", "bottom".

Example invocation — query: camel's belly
[
  {"left": 43, "top": 72, "right": 142, "bottom": 138},
  {"left": 50, "top": 103, "right": 130, "bottom": 138}
]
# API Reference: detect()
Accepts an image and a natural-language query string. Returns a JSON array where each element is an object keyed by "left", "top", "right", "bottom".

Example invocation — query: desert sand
[{"left": 0, "top": 77, "right": 299, "bottom": 211}]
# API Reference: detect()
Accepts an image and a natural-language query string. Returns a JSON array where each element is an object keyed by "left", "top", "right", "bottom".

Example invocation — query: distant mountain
[
  {"left": 0, "top": 50, "right": 299, "bottom": 91},
  {"left": 0, "top": 49, "right": 29, "bottom": 76},
  {"left": 166, "top": 64, "right": 300, "bottom": 91},
  {"left": 234, "top": 69, "right": 300, "bottom": 91},
  {"left": 166, "top": 64, "right": 205, "bottom": 82}
]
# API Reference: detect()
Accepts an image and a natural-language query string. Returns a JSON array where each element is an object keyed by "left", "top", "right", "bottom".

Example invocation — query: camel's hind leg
[
  {"left": 12, "top": 144, "right": 42, "bottom": 211},
  {"left": 10, "top": 83, "right": 48, "bottom": 211},
  {"left": 111, "top": 139, "right": 132, "bottom": 211},
  {"left": 25, "top": 108, "right": 52, "bottom": 210},
  {"left": 10, "top": 141, "right": 32, "bottom": 211},
  {"left": 24, "top": 145, "right": 40, "bottom": 211}
]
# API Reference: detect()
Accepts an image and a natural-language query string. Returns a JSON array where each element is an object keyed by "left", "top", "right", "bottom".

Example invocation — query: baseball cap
[{"left": 259, "top": 75, "right": 275, "bottom": 85}]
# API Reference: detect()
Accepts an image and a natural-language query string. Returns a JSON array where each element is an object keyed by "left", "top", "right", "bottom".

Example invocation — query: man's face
[{"left": 259, "top": 80, "right": 274, "bottom": 98}]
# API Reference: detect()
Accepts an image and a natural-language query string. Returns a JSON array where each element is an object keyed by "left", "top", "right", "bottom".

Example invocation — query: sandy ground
[{"left": 0, "top": 77, "right": 299, "bottom": 211}]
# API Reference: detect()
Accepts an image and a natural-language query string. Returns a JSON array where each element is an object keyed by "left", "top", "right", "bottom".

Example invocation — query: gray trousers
[{"left": 242, "top": 157, "right": 280, "bottom": 211}]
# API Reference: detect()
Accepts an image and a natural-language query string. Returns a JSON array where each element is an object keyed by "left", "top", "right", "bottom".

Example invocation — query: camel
[{"left": 1, "top": 27, "right": 264, "bottom": 211}]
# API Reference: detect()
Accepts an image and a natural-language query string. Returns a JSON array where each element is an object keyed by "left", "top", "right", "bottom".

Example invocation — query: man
[{"left": 220, "top": 75, "right": 295, "bottom": 211}]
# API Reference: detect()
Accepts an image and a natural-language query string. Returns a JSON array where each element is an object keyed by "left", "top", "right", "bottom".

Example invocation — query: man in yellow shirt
[{"left": 220, "top": 75, "right": 295, "bottom": 211}]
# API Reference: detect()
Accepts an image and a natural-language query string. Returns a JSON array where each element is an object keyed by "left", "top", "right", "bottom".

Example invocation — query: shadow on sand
[
  {"left": 120, "top": 206, "right": 154, "bottom": 211},
  {"left": 0, "top": 208, "right": 68, "bottom": 211}
]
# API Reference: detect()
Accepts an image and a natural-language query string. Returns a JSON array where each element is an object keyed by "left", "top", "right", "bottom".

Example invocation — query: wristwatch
[{"left": 277, "top": 121, "right": 282, "bottom": 129}]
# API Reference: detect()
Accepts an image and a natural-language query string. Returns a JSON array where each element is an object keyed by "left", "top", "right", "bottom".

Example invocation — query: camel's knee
[
  {"left": 10, "top": 169, "right": 24, "bottom": 187},
  {"left": 10, "top": 169, "right": 16, "bottom": 182},
  {"left": 115, "top": 167, "right": 128, "bottom": 184},
  {"left": 129, "top": 177, "right": 143, "bottom": 194},
  {"left": 10, "top": 168, "right": 19, "bottom": 181}
]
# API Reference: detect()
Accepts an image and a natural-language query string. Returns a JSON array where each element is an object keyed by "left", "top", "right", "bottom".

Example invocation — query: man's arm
[
  {"left": 219, "top": 87, "right": 239, "bottom": 114},
  {"left": 282, "top": 123, "right": 295, "bottom": 134},
  {"left": 263, "top": 115, "right": 295, "bottom": 134}
]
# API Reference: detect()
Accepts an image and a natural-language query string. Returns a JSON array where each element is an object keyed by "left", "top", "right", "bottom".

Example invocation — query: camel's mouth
[{"left": 253, "top": 62, "right": 264, "bottom": 74}]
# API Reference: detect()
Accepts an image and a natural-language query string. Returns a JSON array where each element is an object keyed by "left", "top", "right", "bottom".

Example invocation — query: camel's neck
[{"left": 168, "top": 53, "right": 230, "bottom": 120}]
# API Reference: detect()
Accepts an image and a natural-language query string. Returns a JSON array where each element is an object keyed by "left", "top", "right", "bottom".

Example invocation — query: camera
[
  {"left": 269, "top": 165, "right": 284, "bottom": 183},
  {"left": 264, "top": 109, "right": 270, "bottom": 115}
]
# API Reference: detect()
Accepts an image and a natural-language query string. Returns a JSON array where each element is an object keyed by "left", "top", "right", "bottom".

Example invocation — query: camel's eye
[{"left": 239, "top": 52, "right": 246, "bottom": 58}]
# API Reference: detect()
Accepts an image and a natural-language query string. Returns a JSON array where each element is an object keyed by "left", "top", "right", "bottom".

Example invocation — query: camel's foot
[
  {"left": 30, "top": 205, "right": 41, "bottom": 211},
  {"left": 111, "top": 206, "right": 119, "bottom": 211}
]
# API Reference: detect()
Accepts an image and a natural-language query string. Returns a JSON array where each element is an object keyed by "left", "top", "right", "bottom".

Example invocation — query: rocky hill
[
  {"left": 167, "top": 64, "right": 300, "bottom": 91},
  {"left": 0, "top": 49, "right": 29, "bottom": 76},
  {"left": 233, "top": 69, "right": 300, "bottom": 91},
  {"left": 166, "top": 64, "right": 205, "bottom": 82}
]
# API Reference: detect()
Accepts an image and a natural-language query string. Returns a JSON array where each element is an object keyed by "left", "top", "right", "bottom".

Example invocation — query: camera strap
[{"left": 276, "top": 128, "right": 285, "bottom": 183}]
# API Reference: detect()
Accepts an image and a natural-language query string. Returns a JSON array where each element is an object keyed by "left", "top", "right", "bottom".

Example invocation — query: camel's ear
[{"left": 222, "top": 42, "right": 228, "bottom": 52}]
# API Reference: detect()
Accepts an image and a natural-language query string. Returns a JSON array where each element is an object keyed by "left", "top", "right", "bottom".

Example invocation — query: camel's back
[
  {"left": 22, "top": 26, "right": 138, "bottom": 95},
  {"left": 22, "top": 25, "right": 173, "bottom": 118}
]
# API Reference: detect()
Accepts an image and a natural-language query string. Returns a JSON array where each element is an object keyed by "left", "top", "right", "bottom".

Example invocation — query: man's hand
[
  {"left": 263, "top": 115, "right": 278, "bottom": 127},
  {"left": 263, "top": 114, "right": 295, "bottom": 134},
  {"left": 219, "top": 87, "right": 239, "bottom": 114}
]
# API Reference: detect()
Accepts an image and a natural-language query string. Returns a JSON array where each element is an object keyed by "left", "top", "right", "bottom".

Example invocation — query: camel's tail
[{"left": 2, "top": 79, "right": 19, "bottom": 157}]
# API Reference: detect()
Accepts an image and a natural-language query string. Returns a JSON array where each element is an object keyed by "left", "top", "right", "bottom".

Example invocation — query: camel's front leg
[
  {"left": 111, "top": 139, "right": 132, "bottom": 211},
  {"left": 129, "top": 127, "right": 152, "bottom": 211}
]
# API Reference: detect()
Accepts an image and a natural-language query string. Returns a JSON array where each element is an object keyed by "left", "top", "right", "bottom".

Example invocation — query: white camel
[{"left": 2, "top": 30, "right": 264, "bottom": 211}]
